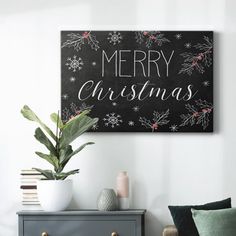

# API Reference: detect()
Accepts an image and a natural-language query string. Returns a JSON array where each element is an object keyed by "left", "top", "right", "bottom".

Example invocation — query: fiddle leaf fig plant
[{"left": 21, "top": 105, "right": 98, "bottom": 180}]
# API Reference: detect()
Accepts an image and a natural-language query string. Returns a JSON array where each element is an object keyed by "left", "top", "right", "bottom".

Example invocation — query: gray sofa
[{"left": 162, "top": 225, "right": 178, "bottom": 236}]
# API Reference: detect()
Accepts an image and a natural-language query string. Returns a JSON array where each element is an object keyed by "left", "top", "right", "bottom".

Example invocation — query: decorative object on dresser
[
  {"left": 21, "top": 105, "right": 98, "bottom": 211},
  {"left": 17, "top": 210, "right": 146, "bottom": 236},
  {"left": 20, "top": 169, "right": 43, "bottom": 206},
  {"left": 97, "top": 188, "right": 117, "bottom": 211},
  {"left": 116, "top": 171, "right": 129, "bottom": 209},
  {"left": 37, "top": 179, "right": 73, "bottom": 212}
]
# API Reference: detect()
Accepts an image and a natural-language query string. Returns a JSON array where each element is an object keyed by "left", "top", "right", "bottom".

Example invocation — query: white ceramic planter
[{"left": 37, "top": 179, "right": 73, "bottom": 211}]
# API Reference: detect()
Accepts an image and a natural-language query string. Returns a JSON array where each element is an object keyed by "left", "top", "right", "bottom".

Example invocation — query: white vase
[{"left": 37, "top": 179, "right": 73, "bottom": 211}]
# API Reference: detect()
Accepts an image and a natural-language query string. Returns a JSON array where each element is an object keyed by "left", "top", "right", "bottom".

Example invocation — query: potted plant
[{"left": 21, "top": 105, "right": 98, "bottom": 211}]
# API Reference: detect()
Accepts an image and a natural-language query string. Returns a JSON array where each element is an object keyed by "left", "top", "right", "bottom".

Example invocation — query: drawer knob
[
  {"left": 111, "top": 232, "right": 118, "bottom": 236},
  {"left": 42, "top": 232, "right": 48, "bottom": 236}
]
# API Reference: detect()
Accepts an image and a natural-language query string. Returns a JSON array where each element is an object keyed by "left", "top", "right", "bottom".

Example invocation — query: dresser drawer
[{"left": 24, "top": 220, "right": 136, "bottom": 236}]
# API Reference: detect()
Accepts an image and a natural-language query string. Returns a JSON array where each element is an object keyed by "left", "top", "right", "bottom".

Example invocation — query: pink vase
[{"left": 116, "top": 171, "right": 129, "bottom": 210}]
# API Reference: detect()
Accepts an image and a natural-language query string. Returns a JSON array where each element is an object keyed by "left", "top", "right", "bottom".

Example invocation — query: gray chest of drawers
[{"left": 17, "top": 210, "right": 146, "bottom": 236}]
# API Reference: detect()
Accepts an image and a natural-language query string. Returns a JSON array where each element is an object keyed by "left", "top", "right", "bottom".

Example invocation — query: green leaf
[
  {"left": 58, "top": 145, "right": 73, "bottom": 171},
  {"left": 35, "top": 152, "right": 59, "bottom": 171},
  {"left": 33, "top": 168, "right": 55, "bottom": 180},
  {"left": 54, "top": 169, "right": 79, "bottom": 180},
  {"left": 21, "top": 105, "right": 56, "bottom": 141},
  {"left": 62, "top": 110, "right": 91, "bottom": 129},
  {"left": 69, "top": 142, "right": 94, "bottom": 158},
  {"left": 34, "top": 128, "right": 57, "bottom": 156},
  {"left": 65, "top": 110, "right": 91, "bottom": 125},
  {"left": 50, "top": 113, "right": 64, "bottom": 129},
  {"left": 60, "top": 142, "right": 94, "bottom": 168},
  {"left": 21, "top": 105, "right": 40, "bottom": 122},
  {"left": 60, "top": 112, "right": 98, "bottom": 148}
]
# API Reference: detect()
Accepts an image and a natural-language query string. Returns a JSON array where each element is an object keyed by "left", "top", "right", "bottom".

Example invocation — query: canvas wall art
[{"left": 61, "top": 31, "right": 213, "bottom": 132}]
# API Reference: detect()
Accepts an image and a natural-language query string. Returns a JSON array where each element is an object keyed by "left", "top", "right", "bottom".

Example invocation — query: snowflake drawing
[
  {"left": 202, "top": 80, "right": 210, "bottom": 87},
  {"left": 175, "top": 33, "right": 182, "bottom": 40},
  {"left": 179, "top": 36, "right": 213, "bottom": 75},
  {"left": 92, "top": 124, "right": 99, "bottom": 130},
  {"left": 103, "top": 113, "right": 123, "bottom": 128},
  {"left": 139, "top": 109, "right": 170, "bottom": 132},
  {"left": 107, "top": 31, "right": 122, "bottom": 45},
  {"left": 128, "top": 121, "right": 135, "bottom": 126},
  {"left": 62, "top": 94, "right": 69, "bottom": 100},
  {"left": 180, "top": 99, "right": 213, "bottom": 130},
  {"left": 135, "top": 31, "right": 170, "bottom": 48},
  {"left": 61, "top": 102, "right": 94, "bottom": 123},
  {"left": 112, "top": 102, "right": 118, "bottom": 106},
  {"left": 62, "top": 31, "right": 100, "bottom": 51},
  {"left": 133, "top": 106, "right": 140, "bottom": 112},
  {"left": 70, "top": 77, "right": 76, "bottom": 82},
  {"left": 169, "top": 124, "right": 178, "bottom": 132},
  {"left": 65, "top": 55, "right": 83, "bottom": 72},
  {"left": 184, "top": 42, "right": 191, "bottom": 49}
]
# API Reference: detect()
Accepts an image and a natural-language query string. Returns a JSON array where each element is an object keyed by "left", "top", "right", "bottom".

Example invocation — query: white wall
[{"left": 0, "top": 0, "right": 236, "bottom": 235}]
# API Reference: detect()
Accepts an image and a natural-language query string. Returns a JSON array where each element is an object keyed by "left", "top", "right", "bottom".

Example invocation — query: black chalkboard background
[{"left": 61, "top": 31, "right": 213, "bottom": 132}]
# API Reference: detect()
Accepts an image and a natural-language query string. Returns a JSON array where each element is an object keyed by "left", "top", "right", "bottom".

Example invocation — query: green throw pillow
[
  {"left": 168, "top": 198, "right": 231, "bottom": 236},
  {"left": 192, "top": 208, "right": 236, "bottom": 236}
]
